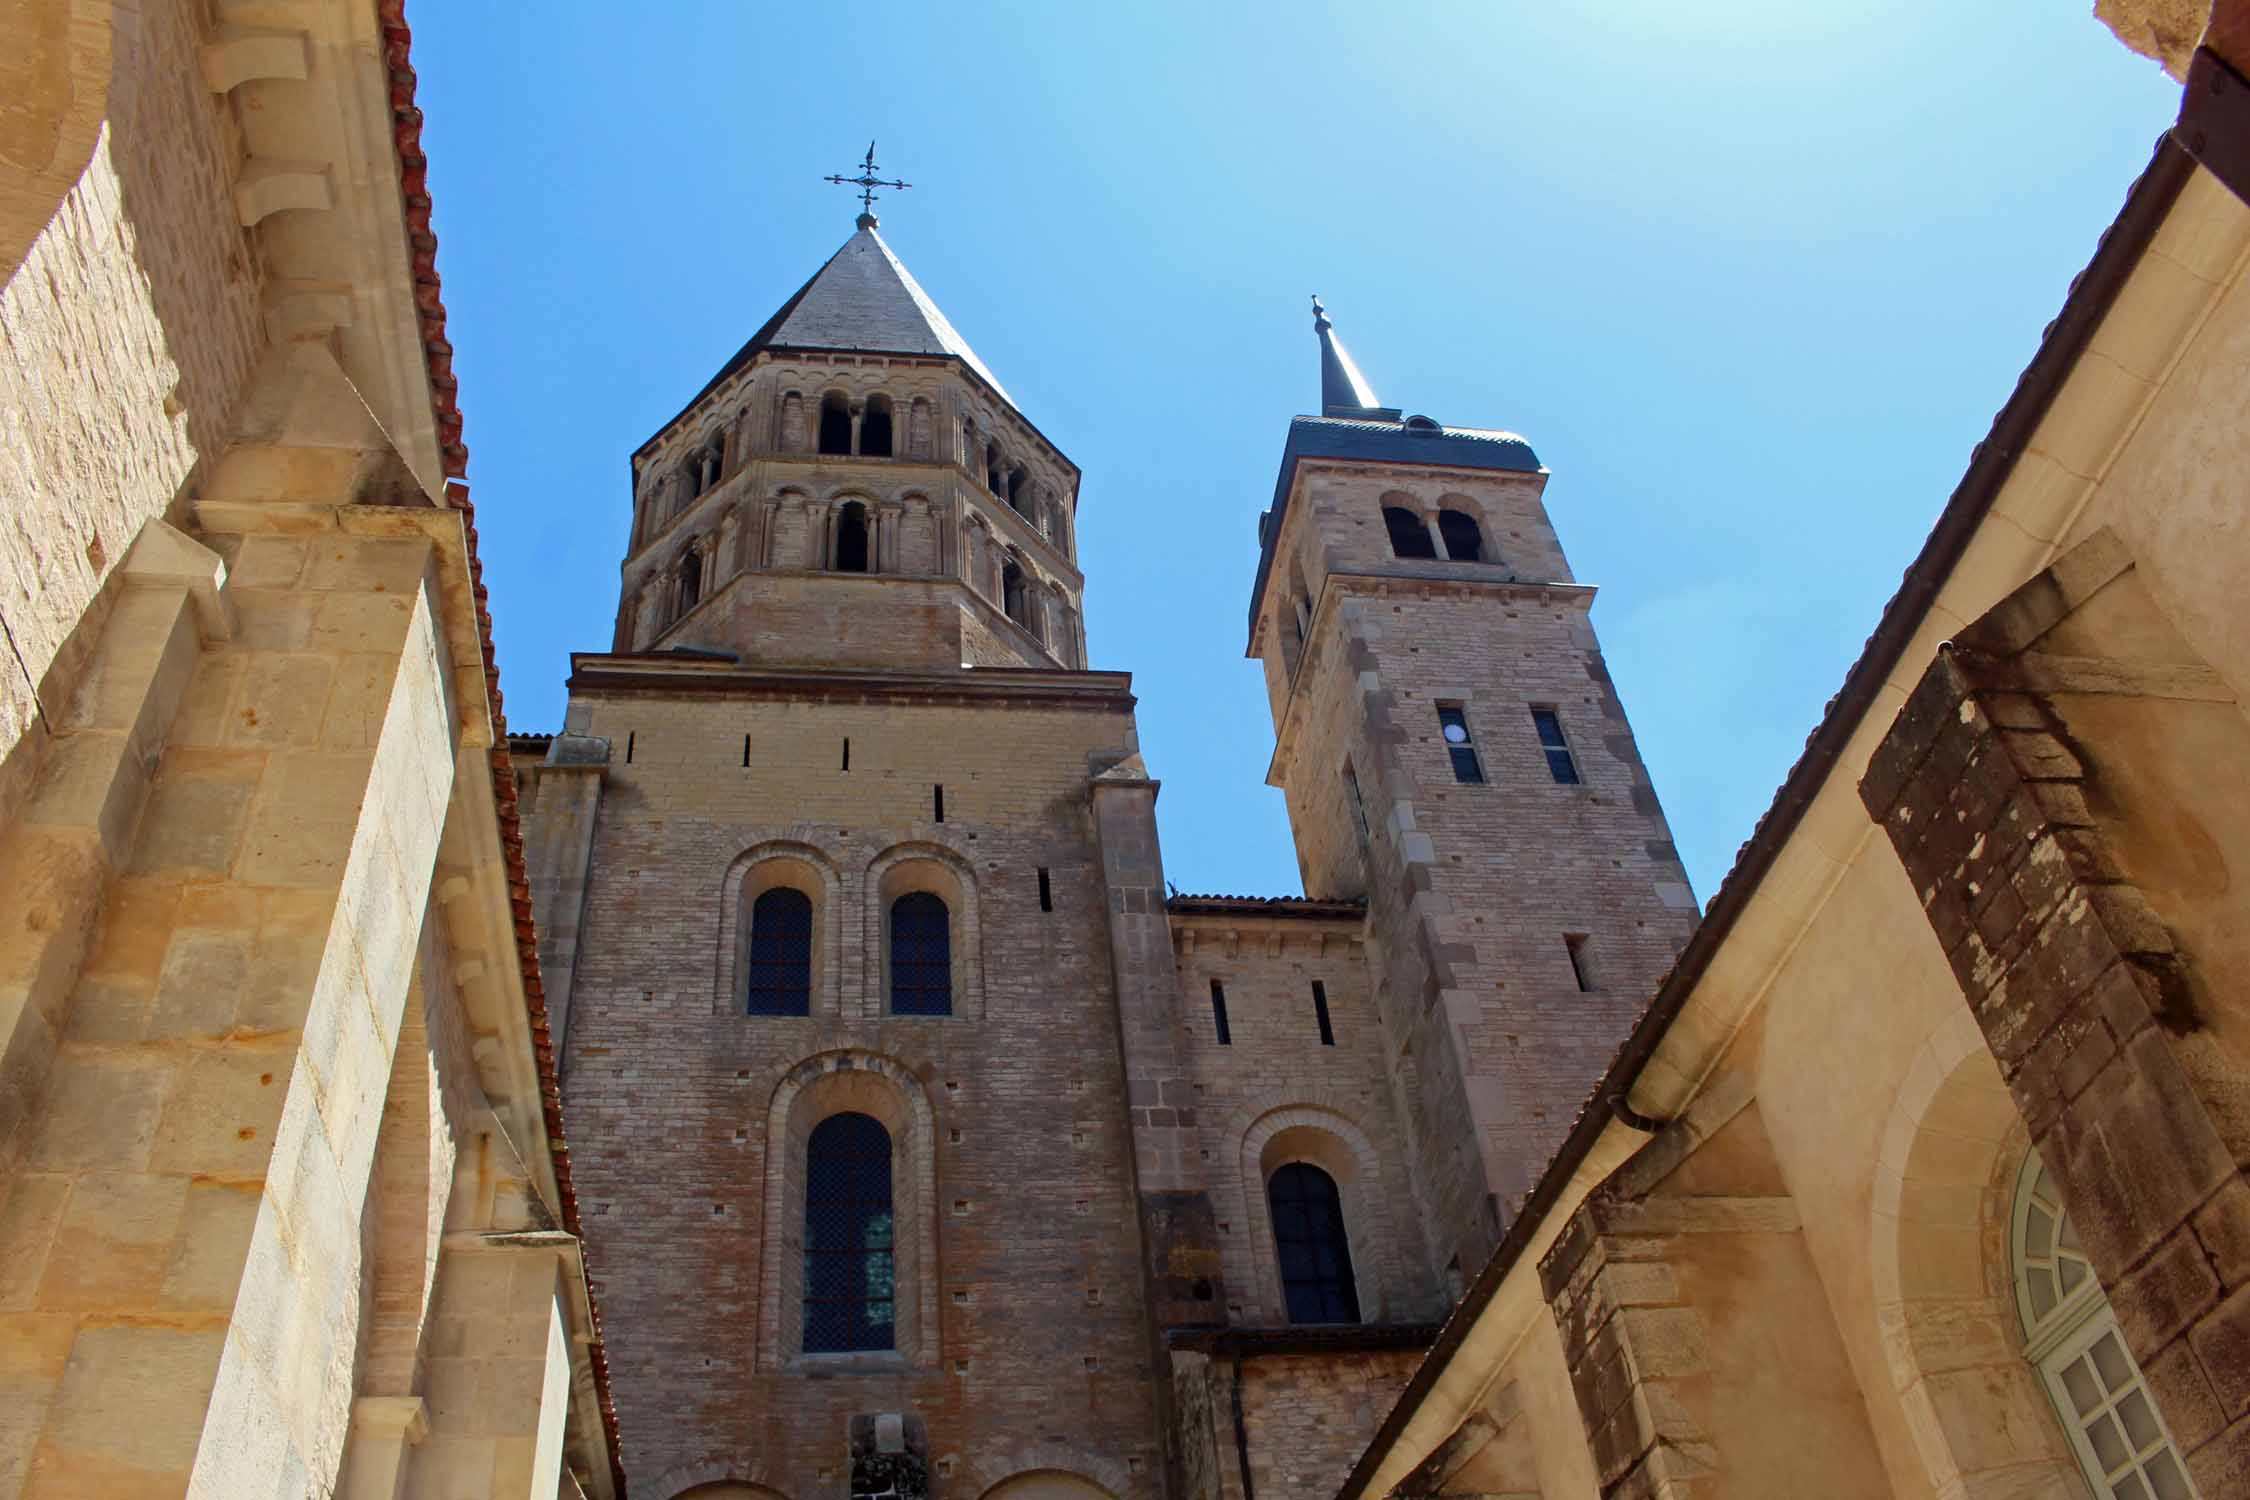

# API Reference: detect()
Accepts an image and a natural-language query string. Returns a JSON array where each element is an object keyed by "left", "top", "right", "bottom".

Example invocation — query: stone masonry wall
[
  {"left": 0, "top": 0, "right": 263, "bottom": 832},
  {"left": 554, "top": 682, "right": 1167, "bottom": 1495},
  {"left": 1259, "top": 459, "right": 1701, "bottom": 1290},
  {"left": 1170, "top": 919, "right": 1441, "bottom": 1327},
  {"left": 1238, "top": 1351, "right": 1423, "bottom": 1500}
]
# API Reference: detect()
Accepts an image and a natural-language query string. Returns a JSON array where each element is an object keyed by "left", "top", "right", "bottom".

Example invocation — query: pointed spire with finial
[{"left": 1312, "top": 295, "right": 1385, "bottom": 416}]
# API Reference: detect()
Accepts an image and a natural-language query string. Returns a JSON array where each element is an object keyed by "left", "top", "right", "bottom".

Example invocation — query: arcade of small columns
[{"left": 614, "top": 360, "right": 1085, "bottom": 665}]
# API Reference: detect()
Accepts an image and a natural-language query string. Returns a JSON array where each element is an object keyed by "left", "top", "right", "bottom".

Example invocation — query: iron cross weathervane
[{"left": 824, "top": 141, "right": 912, "bottom": 225}]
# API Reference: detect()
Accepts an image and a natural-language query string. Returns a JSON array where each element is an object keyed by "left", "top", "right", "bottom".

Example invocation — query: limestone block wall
[
  {"left": 0, "top": 0, "right": 264, "bottom": 831},
  {"left": 1169, "top": 918, "right": 1441, "bottom": 1327},
  {"left": 551, "top": 675, "right": 1168, "bottom": 1494}
]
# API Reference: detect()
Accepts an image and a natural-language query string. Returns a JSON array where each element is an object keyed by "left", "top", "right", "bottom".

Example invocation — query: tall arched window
[
  {"left": 2014, "top": 1153, "right": 2200, "bottom": 1498},
  {"left": 860, "top": 394, "right": 894, "bottom": 457},
  {"left": 804, "top": 1113, "right": 895, "bottom": 1353},
  {"left": 889, "top": 892, "right": 952, "bottom": 1016},
  {"left": 1006, "top": 466, "right": 1030, "bottom": 515},
  {"left": 744, "top": 887, "right": 812, "bottom": 1015},
  {"left": 1437, "top": 509, "right": 1483, "bottom": 562},
  {"left": 835, "top": 501, "right": 871, "bottom": 574},
  {"left": 985, "top": 443, "right": 1004, "bottom": 494},
  {"left": 1269, "top": 1163, "right": 1359, "bottom": 1324},
  {"left": 1001, "top": 562, "right": 1028, "bottom": 627},
  {"left": 817, "top": 393, "right": 852, "bottom": 456},
  {"left": 676, "top": 548, "right": 703, "bottom": 616},
  {"left": 1383, "top": 506, "right": 1437, "bottom": 559}
]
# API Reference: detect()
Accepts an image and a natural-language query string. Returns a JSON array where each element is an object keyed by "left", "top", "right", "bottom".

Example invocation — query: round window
[{"left": 1442, "top": 723, "right": 1469, "bottom": 744}]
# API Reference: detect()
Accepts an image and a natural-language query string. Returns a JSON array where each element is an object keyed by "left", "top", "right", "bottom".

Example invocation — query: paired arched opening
[
  {"left": 817, "top": 392, "right": 853, "bottom": 456},
  {"left": 1437, "top": 508, "right": 1483, "bottom": 561},
  {"left": 1001, "top": 560, "right": 1029, "bottom": 630},
  {"left": 1383, "top": 504, "right": 1437, "bottom": 560}
]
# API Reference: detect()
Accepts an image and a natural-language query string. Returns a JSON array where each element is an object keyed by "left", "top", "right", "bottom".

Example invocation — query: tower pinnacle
[
  {"left": 824, "top": 140, "right": 912, "bottom": 227},
  {"left": 1312, "top": 294, "right": 1385, "bottom": 416}
]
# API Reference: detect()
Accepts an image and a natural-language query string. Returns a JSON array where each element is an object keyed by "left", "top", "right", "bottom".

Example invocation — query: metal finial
[
  {"left": 1312, "top": 294, "right": 1331, "bottom": 332},
  {"left": 824, "top": 140, "right": 912, "bottom": 225}
]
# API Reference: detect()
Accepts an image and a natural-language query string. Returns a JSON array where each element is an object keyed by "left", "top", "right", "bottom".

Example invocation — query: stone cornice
[{"left": 569, "top": 653, "right": 1137, "bottom": 713}]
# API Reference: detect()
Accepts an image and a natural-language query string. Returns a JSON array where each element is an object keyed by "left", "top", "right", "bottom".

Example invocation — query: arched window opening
[
  {"left": 676, "top": 548, "right": 703, "bottom": 616},
  {"left": 699, "top": 436, "right": 725, "bottom": 495},
  {"left": 1001, "top": 561, "right": 1029, "bottom": 627},
  {"left": 889, "top": 892, "right": 952, "bottom": 1016},
  {"left": 1293, "top": 591, "right": 1312, "bottom": 646},
  {"left": 1269, "top": 1163, "right": 1360, "bottom": 1324},
  {"left": 1437, "top": 509, "right": 1483, "bottom": 562},
  {"left": 836, "top": 501, "right": 871, "bottom": 574},
  {"left": 2013, "top": 1152, "right": 2201, "bottom": 1499},
  {"left": 744, "top": 887, "right": 813, "bottom": 1015},
  {"left": 986, "top": 443, "right": 1004, "bottom": 494},
  {"left": 803, "top": 1113, "right": 895, "bottom": 1353},
  {"left": 1384, "top": 506, "right": 1437, "bottom": 560},
  {"left": 1007, "top": 467, "right": 1030, "bottom": 515},
  {"left": 860, "top": 395, "right": 894, "bottom": 458},
  {"left": 817, "top": 393, "right": 853, "bottom": 456}
]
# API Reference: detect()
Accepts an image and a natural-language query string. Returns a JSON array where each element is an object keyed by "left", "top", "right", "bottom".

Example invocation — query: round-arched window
[{"left": 2012, "top": 1152, "right": 2200, "bottom": 1499}]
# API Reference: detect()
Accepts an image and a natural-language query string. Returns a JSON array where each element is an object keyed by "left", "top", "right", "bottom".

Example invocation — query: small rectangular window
[
  {"left": 1532, "top": 709, "right": 1580, "bottom": 784},
  {"left": 1210, "top": 979, "right": 1232, "bottom": 1045},
  {"left": 1436, "top": 704, "right": 1484, "bottom": 784},
  {"left": 1311, "top": 981, "right": 1335, "bottom": 1046},
  {"left": 841, "top": 736, "right": 851, "bottom": 771},
  {"left": 742, "top": 732, "right": 752, "bottom": 768},
  {"left": 1343, "top": 760, "right": 1371, "bottom": 846},
  {"left": 1565, "top": 933, "right": 1596, "bottom": 992},
  {"left": 1038, "top": 867, "right": 1053, "bottom": 912},
  {"left": 934, "top": 784, "right": 946, "bottom": 823}
]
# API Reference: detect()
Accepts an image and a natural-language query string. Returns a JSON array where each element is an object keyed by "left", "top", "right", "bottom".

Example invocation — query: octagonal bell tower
[{"left": 613, "top": 213, "right": 1086, "bottom": 673}]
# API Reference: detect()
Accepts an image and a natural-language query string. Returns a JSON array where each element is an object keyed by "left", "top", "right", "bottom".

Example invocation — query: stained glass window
[
  {"left": 745, "top": 888, "right": 812, "bottom": 1016},
  {"left": 1270, "top": 1163, "right": 1360, "bottom": 1325},
  {"left": 889, "top": 892, "right": 952, "bottom": 1016},
  {"left": 803, "top": 1112, "right": 895, "bottom": 1353}
]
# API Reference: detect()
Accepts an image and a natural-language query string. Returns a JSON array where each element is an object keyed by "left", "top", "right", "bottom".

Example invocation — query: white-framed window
[{"left": 2013, "top": 1152, "right": 2201, "bottom": 1500}]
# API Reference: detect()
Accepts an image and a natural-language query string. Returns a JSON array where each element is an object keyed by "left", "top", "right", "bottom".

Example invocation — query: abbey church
[{"left": 7, "top": 2, "right": 2250, "bottom": 1499}]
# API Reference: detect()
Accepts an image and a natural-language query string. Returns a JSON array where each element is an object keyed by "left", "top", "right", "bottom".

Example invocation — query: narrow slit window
[
  {"left": 742, "top": 732, "right": 752, "bottom": 768},
  {"left": 625, "top": 731, "right": 635, "bottom": 764},
  {"left": 1038, "top": 867, "right": 1053, "bottom": 913},
  {"left": 1311, "top": 981, "right": 1335, "bottom": 1046},
  {"left": 842, "top": 737, "right": 850, "bottom": 772},
  {"left": 1210, "top": 980, "right": 1232, "bottom": 1045},
  {"left": 1436, "top": 704, "right": 1484, "bottom": 784},
  {"left": 1565, "top": 933, "right": 1595, "bottom": 993},
  {"left": 1532, "top": 709, "right": 1581, "bottom": 784},
  {"left": 1343, "top": 761, "right": 1371, "bottom": 847},
  {"left": 933, "top": 784, "right": 945, "bottom": 823}
]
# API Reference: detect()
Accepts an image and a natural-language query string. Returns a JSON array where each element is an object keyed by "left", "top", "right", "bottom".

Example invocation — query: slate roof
[
  {"left": 1245, "top": 414, "right": 1544, "bottom": 643},
  {"left": 646, "top": 223, "right": 1012, "bottom": 452}
]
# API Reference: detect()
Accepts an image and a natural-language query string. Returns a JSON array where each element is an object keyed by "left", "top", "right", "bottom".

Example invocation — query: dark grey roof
[
  {"left": 1314, "top": 297, "right": 1386, "bottom": 416},
  {"left": 1245, "top": 414, "right": 1543, "bottom": 642},
  {"left": 640, "top": 224, "right": 1010, "bottom": 454}
]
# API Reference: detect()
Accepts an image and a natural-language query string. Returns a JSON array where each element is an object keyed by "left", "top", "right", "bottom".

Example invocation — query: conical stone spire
[{"left": 1313, "top": 295, "right": 1387, "bottom": 417}]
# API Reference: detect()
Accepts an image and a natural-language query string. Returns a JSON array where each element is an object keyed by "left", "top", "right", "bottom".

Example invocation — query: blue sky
[{"left": 413, "top": 1, "right": 2179, "bottom": 902}]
